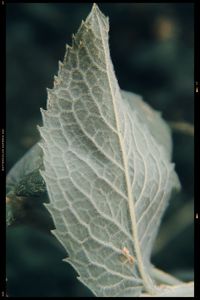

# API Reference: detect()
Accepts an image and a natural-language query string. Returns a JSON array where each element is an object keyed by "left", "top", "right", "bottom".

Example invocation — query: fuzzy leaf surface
[{"left": 39, "top": 4, "right": 180, "bottom": 297}]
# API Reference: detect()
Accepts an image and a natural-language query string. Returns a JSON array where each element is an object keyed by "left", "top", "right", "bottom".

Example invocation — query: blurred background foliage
[{"left": 6, "top": 3, "right": 194, "bottom": 297}]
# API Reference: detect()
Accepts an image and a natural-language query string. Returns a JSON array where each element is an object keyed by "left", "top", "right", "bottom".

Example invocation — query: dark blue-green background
[{"left": 6, "top": 3, "right": 194, "bottom": 297}]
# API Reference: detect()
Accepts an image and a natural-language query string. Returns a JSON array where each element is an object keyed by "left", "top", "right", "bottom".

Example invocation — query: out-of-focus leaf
[
  {"left": 6, "top": 144, "right": 46, "bottom": 227},
  {"left": 6, "top": 143, "right": 44, "bottom": 197}
]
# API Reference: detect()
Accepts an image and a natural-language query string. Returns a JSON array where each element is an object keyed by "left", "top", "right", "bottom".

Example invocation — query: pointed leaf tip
[{"left": 92, "top": 3, "right": 98, "bottom": 10}]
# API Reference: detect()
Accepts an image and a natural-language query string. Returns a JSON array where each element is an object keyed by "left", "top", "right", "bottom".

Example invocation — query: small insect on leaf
[{"left": 121, "top": 247, "right": 135, "bottom": 265}]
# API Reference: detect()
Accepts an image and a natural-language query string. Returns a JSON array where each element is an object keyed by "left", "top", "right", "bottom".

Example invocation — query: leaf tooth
[
  {"left": 78, "top": 20, "right": 86, "bottom": 34},
  {"left": 57, "top": 61, "right": 64, "bottom": 80},
  {"left": 65, "top": 44, "right": 69, "bottom": 52},
  {"left": 39, "top": 169, "right": 45, "bottom": 178},
  {"left": 63, "top": 44, "right": 72, "bottom": 63},
  {"left": 42, "top": 203, "right": 52, "bottom": 214},
  {"left": 79, "top": 21, "right": 91, "bottom": 37},
  {"left": 40, "top": 107, "right": 48, "bottom": 125},
  {"left": 72, "top": 34, "right": 83, "bottom": 49},
  {"left": 53, "top": 75, "right": 61, "bottom": 87},
  {"left": 37, "top": 120, "right": 46, "bottom": 135},
  {"left": 37, "top": 137, "right": 44, "bottom": 149},
  {"left": 84, "top": 23, "right": 91, "bottom": 32},
  {"left": 63, "top": 257, "right": 79, "bottom": 272},
  {"left": 47, "top": 87, "right": 56, "bottom": 100},
  {"left": 78, "top": 19, "right": 89, "bottom": 34},
  {"left": 50, "top": 230, "right": 67, "bottom": 250},
  {"left": 43, "top": 202, "right": 49, "bottom": 209},
  {"left": 46, "top": 87, "right": 51, "bottom": 96},
  {"left": 76, "top": 21, "right": 91, "bottom": 49},
  {"left": 47, "top": 88, "right": 56, "bottom": 110},
  {"left": 58, "top": 60, "right": 64, "bottom": 69},
  {"left": 40, "top": 107, "right": 47, "bottom": 114},
  {"left": 72, "top": 33, "right": 79, "bottom": 48},
  {"left": 37, "top": 140, "right": 50, "bottom": 163},
  {"left": 37, "top": 124, "right": 43, "bottom": 137},
  {"left": 50, "top": 229, "right": 57, "bottom": 236},
  {"left": 38, "top": 140, "right": 48, "bottom": 155},
  {"left": 49, "top": 230, "right": 62, "bottom": 241},
  {"left": 38, "top": 126, "right": 49, "bottom": 143},
  {"left": 65, "top": 43, "right": 72, "bottom": 51},
  {"left": 37, "top": 124, "right": 42, "bottom": 131},
  {"left": 63, "top": 257, "right": 70, "bottom": 263}
]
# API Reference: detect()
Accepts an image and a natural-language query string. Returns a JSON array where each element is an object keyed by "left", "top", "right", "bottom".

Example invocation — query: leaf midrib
[{"left": 93, "top": 4, "right": 155, "bottom": 294}]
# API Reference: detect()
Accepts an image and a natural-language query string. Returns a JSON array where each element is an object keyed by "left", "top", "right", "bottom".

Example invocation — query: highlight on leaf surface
[{"left": 37, "top": 3, "right": 193, "bottom": 297}]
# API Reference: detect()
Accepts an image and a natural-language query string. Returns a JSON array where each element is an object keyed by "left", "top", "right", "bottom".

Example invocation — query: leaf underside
[{"left": 38, "top": 4, "right": 181, "bottom": 297}]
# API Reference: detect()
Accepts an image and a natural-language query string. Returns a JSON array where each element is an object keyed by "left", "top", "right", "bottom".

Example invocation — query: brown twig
[{"left": 169, "top": 121, "right": 194, "bottom": 137}]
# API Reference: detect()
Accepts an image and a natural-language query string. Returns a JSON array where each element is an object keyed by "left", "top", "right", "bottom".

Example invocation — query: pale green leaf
[
  {"left": 38, "top": 4, "right": 181, "bottom": 297},
  {"left": 121, "top": 90, "right": 172, "bottom": 160}
]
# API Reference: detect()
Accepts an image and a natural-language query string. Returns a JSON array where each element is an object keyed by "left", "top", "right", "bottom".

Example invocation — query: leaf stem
[
  {"left": 168, "top": 121, "right": 194, "bottom": 137},
  {"left": 150, "top": 267, "right": 183, "bottom": 286}
]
